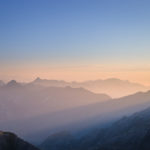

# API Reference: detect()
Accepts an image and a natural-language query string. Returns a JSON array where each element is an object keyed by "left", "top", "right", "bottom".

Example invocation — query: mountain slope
[
  {"left": 40, "top": 107, "right": 150, "bottom": 150},
  {"left": 40, "top": 131, "right": 75, "bottom": 150},
  {"left": 139, "top": 129, "right": 150, "bottom": 150},
  {"left": 77, "top": 78, "right": 149, "bottom": 97},
  {"left": 76, "top": 107, "right": 150, "bottom": 150},
  {"left": 5, "top": 80, "right": 22, "bottom": 88},
  {"left": 1, "top": 80, "right": 150, "bottom": 144},
  {"left": 19, "top": 90, "right": 150, "bottom": 144},
  {"left": 0, "top": 131, "right": 39, "bottom": 150},
  {"left": 32, "top": 78, "right": 150, "bottom": 98},
  {"left": 0, "top": 84, "right": 110, "bottom": 122}
]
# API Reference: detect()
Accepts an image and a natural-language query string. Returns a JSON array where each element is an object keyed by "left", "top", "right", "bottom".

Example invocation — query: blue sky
[{"left": 0, "top": 0, "right": 150, "bottom": 82}]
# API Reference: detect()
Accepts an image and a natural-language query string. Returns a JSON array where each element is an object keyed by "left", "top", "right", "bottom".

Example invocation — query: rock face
[{"left": 0, "top": 131, "right": 39, "bottom": 150}]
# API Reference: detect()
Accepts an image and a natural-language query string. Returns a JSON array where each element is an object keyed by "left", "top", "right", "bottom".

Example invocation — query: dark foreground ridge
[{"left": 0, "top": 131, "right": 39, "bottom": 150}]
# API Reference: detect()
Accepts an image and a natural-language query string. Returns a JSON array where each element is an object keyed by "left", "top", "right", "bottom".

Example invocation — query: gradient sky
[{"left": 0, "top": 0, "right": 150, "bottom": 84}]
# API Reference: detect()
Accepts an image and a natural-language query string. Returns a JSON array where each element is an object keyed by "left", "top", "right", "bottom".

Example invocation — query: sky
[{"left": 0, "top": 0, "right": 150, "bottom": 85}]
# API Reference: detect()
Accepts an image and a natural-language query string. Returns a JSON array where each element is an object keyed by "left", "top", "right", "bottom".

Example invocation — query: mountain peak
[
  {"left": 6, "top": 80, "right": 21, "bottom": 88},
  {"left": 34, "top": 77, "right": 42, "bottom": 82}
]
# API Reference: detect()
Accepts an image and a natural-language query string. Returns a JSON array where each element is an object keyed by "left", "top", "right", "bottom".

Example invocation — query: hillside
[
  {"left": 40, "top": 106, "right": 150, "bottom": 150},
  {"left": 0, "top": 82, "right": 110, "bottom": 122},
  {"left": 18, "top": 90, "right": 150, "bottom": 143},
  {"left": 0, "top": 131, "right": 39, "bottom": 150}
]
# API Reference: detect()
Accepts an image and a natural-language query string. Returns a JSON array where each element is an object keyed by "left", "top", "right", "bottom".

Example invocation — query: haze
[{"left": 1, "top": 1, "right": 150, "bottom": 149}]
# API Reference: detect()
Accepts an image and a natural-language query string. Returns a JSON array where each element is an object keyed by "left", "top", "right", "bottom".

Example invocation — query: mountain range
[
  {"left": 40, "top": 106, "right": 150, "bottom": 150},
  {"left": 1, "top": 78, "right": 149, "bottom": 98},
  {"left": 32, "top": 77, "right": 150, "bottom": 98},
  {"left": 25, "top": 90, "right": 150, "bottom": 143},
  {"left": 0, "top": 78, "right": 150, "bottom": 145},
  {"left": 0, "top": 80, "right": 110, "bottom": 122},
  {"left": 2, "top": 90, "right": 150, "bottom": 144},
  {"left": 1, "top": 104, "right": 150, "bottom": 150}
]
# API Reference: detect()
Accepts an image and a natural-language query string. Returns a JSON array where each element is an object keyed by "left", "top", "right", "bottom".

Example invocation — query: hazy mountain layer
[
  {"left": 32, "top": 78, "right": 149, "bottom": 98},
  {"left": 40, "top": 106, "right": 150, "bottom": 150},
  {"left": 0, "top": 81, "right": 110, "bottom": 122},
  {"left": 1, "top": 78, "right": 149, "bottom": 98},
  {"left": 0, "top": 79, "right": 150, "bottom": 144},
  {"left": 3, "top": 90, "right": 150, "bottom": 144}
]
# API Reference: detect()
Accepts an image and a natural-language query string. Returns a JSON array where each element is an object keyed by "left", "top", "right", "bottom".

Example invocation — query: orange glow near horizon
[{"left": 0, "top": 63, "right": 150, "bottom": 86}]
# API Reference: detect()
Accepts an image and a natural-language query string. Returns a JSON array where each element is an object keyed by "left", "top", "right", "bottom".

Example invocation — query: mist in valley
[
  {"left": 0, "top": 78, "right": 150, "bottom": 146},
  {"left": 1, "top": 0, "right": 150, "bottom": 150}
]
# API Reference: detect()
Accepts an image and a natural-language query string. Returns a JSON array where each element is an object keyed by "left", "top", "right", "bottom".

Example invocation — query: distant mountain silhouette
[
  {"left": 40, "top": 107, "right": 150, "bottom": 150},
  {"left": 32, "top": 77, "right": 150, "bottom": 98},
  {"left": 5, "top": 80, "right": 22, "bottom": 88},
  {"left": 0, "top": 131, "right": 39, "bottom": 150},
  {"left": 0, "top": 84, "right": 110, "bottom": 123},
  {"left": 32, "top": 77, "right": 69, "bottom": 87},
  {"left": 1, "top": 78, "right": 149, "bottom": 97},
  {"left": 0, "top": 78, "right": 150, "bottom": 144},
  {"left": 7, "top": 90, "right": 150, "bottom": 144}
]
